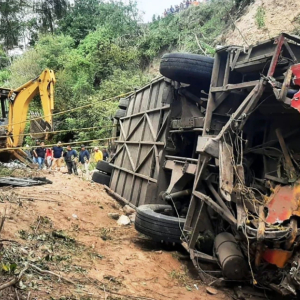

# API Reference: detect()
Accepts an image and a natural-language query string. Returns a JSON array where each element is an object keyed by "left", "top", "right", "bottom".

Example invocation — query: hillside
[
  {"left": 0, "top": 0, "right": 300, "bottom": 147},
  {"left": 222, "top": 0, "right": 300, "bottom": 45}
]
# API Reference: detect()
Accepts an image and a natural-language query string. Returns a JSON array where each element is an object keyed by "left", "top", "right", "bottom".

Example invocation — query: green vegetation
[
  {"left": 255, "top": 6, "right": 265, "bottom": 29},
  {"left": 0, "top": 0, "right": 237, "bottom": 146}
]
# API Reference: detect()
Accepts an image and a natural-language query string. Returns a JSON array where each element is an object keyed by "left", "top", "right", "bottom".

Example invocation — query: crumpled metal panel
[{"left": 265, "top": 183, "right": 300, "bottom": 224}]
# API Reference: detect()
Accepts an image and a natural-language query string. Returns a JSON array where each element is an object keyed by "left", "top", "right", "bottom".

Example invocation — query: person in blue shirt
[
  {"left": 52, "top": 141, "right": 64, "bottom": 171},
  {"left": 79, "top": 145, "right": 90, "bottom": 179},
  {"left": 63, "top": 145, "right": 78, "bottom": 175}
]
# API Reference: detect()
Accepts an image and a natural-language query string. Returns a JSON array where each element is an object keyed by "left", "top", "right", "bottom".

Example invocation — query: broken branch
[
  {"left": 0, "top": 265, "right": 28, "bottom": 291},
  {"left": 28, "top": 263, "right": 77, "bottom": 285}
]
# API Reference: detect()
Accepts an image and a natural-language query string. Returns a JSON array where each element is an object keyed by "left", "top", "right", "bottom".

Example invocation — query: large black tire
[
  {"left": 118, "top": 98, "right": 129, "bottom": 109},
  {"left": 92, "top": 171, "right": 111, "bottom": 186},
  {"left": 114, "top": 109, "right": 126, "bottom": 119},
  {"left": 96, "top": 161, "right": 113, "bottom": 175},
  {"left": 135, "top": 204, "right": 186, "bottom": 243},
  {"left": 160, "top": 53, "right": 214, "bottom": 90}
]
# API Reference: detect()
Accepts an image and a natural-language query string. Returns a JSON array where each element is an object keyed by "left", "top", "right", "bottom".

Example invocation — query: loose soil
[
  {"left": 0, "top": 171, "right": 231, "bottom": 300},
  {"left": 221, "top": 0, "right": 300, "bottom": 46}
]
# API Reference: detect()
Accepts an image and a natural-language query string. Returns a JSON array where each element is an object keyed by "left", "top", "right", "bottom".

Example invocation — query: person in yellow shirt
[{"left": 94, "top": 147, "right": 103, "bottom": 162}]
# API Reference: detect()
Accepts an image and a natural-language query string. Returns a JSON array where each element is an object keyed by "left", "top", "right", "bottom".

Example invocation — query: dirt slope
[
  {"left": 221, "top": 0, "right": 300, "bottom": 46},
  {"left": 0, "top": 171, "right": 230, "bottom": 300}
]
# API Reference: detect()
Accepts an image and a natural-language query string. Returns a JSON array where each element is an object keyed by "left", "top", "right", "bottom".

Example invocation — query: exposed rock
[{"left": 117, "top": 215, "right": 131, "bottom": 226}]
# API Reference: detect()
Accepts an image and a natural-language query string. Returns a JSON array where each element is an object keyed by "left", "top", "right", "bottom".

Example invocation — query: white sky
[{"left": 135, "top": 0, "right": 184, "bottom": 22}]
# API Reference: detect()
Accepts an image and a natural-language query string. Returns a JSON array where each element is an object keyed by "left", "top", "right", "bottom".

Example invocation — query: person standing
[
  {"left": 46, "top": 148, "right": 53, "bottom": 169},
  {"left": 24, "top": 145, "right": 32, "bottom": 160},
  {"left": 64, "top": 145, "right": 78, "bottom": 175},
  {"left": 79, "top": 145, "right": 90, "bottom": 179},
  {"left": 94, "top": 147, "right": 103, "bottom": 162},
  {"left": 52, "top": 141, "right": 64, "bottom": 171},
  {"left": 32, "top": 140, "right": 40, "bottom": 164},
  {"left": 33, "top": 141, "right": 46, "bottom": 170},
  {"left": 102, "top": 148, "right": 109, "bottom": 161}
]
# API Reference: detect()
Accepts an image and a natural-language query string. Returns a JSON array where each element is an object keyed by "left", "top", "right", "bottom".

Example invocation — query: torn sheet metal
[{"left": 265, "top": 183, "right": 300, "bottom": 224}]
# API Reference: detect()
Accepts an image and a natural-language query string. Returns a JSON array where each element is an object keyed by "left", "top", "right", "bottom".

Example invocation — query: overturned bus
[{"left": 105, "top": 33, "right": 300, "bottom": 296}]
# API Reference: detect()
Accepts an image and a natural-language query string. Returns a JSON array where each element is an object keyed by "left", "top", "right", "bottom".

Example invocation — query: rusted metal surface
[
  {"left": 291, "top": 63, "right": 300, "bottom": 112},
  {"left": 267, "top": 34, "right": 285, "bottom": 77},
  {"left": 265, "top": 183, "right": 300, "bottom": 224},
  {"left": 262, "top": 248, "right": 293, "bottom": 268}
]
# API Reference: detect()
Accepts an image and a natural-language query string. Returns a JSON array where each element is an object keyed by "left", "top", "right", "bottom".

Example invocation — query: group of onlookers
[
  {"left": 25, "top": 140, "right": 109, "bottom": 178},
  {"left": 163, "top": 1, "right": 201, "bottom": 17}
]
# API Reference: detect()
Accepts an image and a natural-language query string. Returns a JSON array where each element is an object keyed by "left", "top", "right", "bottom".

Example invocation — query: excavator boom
[{"left": 7, "top": 69, "right": 55, "bottom": 147}]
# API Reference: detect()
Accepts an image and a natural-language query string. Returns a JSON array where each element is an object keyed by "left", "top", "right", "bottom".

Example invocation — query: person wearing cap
[
  {"left": 79, "top": 145, "right": 90, "bottom": 179},
  {"left": 94, "top": 147, "right": 103, "bottom": 162},
  {"left": 52, "top": 141, "right": 64, "bottom": 171}
]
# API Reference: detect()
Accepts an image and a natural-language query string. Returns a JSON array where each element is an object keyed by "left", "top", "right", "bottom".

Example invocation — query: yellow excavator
[{"left": 0, "top": 69, "right": 55, "bottom": 163}]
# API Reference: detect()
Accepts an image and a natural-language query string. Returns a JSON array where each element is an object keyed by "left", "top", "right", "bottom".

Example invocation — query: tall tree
[
  {"left": 0, "top": 0, "right": 28, "bottom": 50},
  {"left": 33, "top": 0, "right": 70, "bottom": 34},
  {"left": 59, "top": 0, "right": 140, "bottom": 45}
]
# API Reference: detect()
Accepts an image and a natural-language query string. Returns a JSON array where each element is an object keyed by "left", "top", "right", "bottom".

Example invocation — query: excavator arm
[{"left": 6, "top": 69, "right": 56, "bottom": 147}]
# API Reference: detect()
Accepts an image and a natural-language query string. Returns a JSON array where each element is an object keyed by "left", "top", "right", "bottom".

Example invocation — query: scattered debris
[
  {"left": 0, "top": 161, "right": 27, "bottom": 169},
  {"left": 206, "top": 287, "right": 218, "bottom": 295},
  {"left": 108, "top": 212, "right": 120, "bottom": 220},
  {"left": 123, "top": 205, "right": 136, "bottom": 215},
  {"left": 128, "top": 213, "right": 136, "bottom": 223},
  {"left": 0, "top": 176, "right": 52, "bottom": 187}
]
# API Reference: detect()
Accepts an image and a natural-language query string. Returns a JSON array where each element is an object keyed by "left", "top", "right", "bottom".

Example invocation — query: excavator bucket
[{"left": 29, "top": 112, "right": 52, "bottom": 141}]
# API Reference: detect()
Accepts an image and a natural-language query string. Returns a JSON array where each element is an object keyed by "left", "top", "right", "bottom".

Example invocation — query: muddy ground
[{"left": 0, "top": 170, "right": 231, "bottom": 300}]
